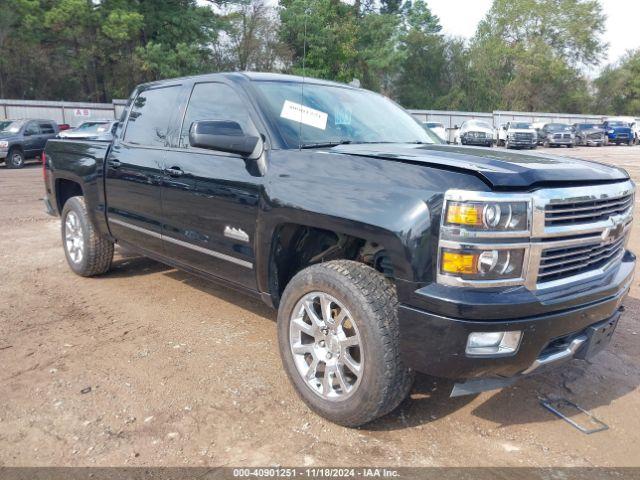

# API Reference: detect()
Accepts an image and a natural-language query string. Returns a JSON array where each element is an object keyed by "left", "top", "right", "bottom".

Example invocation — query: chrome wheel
[
  {"left": 64, "top": 211, "right": 84, "bottom": 264},
  {"left": 289, "top": 292, "right": 363, "bottom": 401},
  {"left": 11, "top": 152, "right": 23, "bottom": 167}
]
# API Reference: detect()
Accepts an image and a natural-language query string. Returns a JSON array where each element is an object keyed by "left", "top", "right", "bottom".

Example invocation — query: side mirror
[
  {"left": 454, "top": 124, "right": 459, "bottom": 129},
  {"left": 189, "top": 120, "right": 261, "bottom": 157}
]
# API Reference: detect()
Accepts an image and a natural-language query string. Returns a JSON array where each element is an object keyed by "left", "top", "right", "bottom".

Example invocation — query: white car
[
  {"left": 455, "top": 120, "right": 495, "bottom": 147},
  {"left": 58, "top": 120, "right": 118, "bottom": 140},
  {"left": 422, "top": 122, "right": 447, "bottom": 142},
  {"left": 499, "top": 121, "right": 538, "bottom": 149}
]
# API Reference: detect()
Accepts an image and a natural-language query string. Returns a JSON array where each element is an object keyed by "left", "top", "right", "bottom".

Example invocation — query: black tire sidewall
[
  {"left": 277, "top": 265, "right": 395, "bottom": 426},
  {"left": 6, "top": 149, "right": 24, "bottom": 169},
  {"left": 61, "top": 197, "right": 91, "bottom": 275}
]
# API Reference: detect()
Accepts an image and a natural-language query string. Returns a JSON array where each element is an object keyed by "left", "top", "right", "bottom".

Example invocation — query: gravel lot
[{"left": 1, "top": 146, "right": 639, "bottom": 467}]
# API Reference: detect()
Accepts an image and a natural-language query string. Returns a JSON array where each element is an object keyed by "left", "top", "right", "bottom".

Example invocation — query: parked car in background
[
  {"left": 572, "top": 123, "right": 605, "bottom": 147},
  {"left": 58, "top": 124, "right": 71, "bottom": 131},
  {"left": 421, "top": 125, "right": 446, "bottom": 144},
  {"left": 500, "top": 121, "right": 537, "bottom": 149},
  {"left": 605, "top": 117, "right": 638, "bottom": 144},
  {"left": 422, "top": 122, "right": 447, "bottom": 142},
  {"left": 455, "top": 120, "right": 494, "bottom": 147},
  {"left": 58, "top": 120, "right": 119, "bottom": 141},
  {"left": 602, "top": 118, "right": 634, "bottom": 146},
  {"left": 537, "top": 123, "right": 575, "bottom": 148},
  {"left": 0, "top": 119, "right": 59, "bottom": 168}
]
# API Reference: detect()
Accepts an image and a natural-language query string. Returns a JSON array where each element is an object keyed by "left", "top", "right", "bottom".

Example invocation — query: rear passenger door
[
  {"left": 105, "top": 84, "right": 182, "bottom": 255},
  {"left": 22, "top": 122, "right": 41, "bottom": 156},
  {"left": 37, "top": 122, "right": 57, "bottom": 152},
  {"left": 160, "top": 81, "right": 263, "bottom": 290}
]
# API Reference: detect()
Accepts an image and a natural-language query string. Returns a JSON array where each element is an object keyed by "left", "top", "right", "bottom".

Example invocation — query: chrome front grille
[
  {"left": 538, "top": 235, "right": 626, "bottom": 283},
  {"left": 588, "top": 132, "right": 603, "bottom": 140},
  {"left": 438, "top": 180, "right": 635, "bottom": 290},
  {"left": 544, "top": 193, "right": 633, "bottom": 227}
]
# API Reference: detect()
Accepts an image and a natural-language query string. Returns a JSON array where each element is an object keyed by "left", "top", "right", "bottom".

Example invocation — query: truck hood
[
  {"left": 608, "top": 126, "right": 632, "bottom": 134},
  {"left": 329, "top": 143, "right": 628, "bottom": 189},
  {"left": 0, "top": 133, "right": 20, "bottom": 142},
  {"left": 508, "top": 128, "right": 536, "bottom": 134}
]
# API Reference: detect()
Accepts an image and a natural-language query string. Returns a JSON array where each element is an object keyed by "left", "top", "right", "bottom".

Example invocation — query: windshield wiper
[
  {"left": 299, "top": 140, "right": 353, "bottom": 149},
  {"left": 299, "top": 140, "right": 412, "bottom": 149}
]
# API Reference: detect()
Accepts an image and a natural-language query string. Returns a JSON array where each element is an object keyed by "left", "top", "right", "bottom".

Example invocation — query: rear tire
[
  {"left": 5, "top": 148, "right": 24, "bottom": 169},
  {"left": 61, "top": 196, "right": 114, "bottom": 277},
  {"left": 277, "top": 260, "right": 414, "bottom": 427}
]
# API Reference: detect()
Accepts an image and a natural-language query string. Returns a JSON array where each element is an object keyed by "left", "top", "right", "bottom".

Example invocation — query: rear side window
[
  {"left": 124, "top": 85, "right": 181, "bottom": 147},
  {"left": 39, "top": 123, "right": 55, "bottom": 134},
  {"left": 180, "top": 82, "right": 257, "bottom": 149}
]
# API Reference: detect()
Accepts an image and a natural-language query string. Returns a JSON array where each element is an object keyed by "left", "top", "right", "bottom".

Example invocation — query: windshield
[
  {"left": 577, "top": 124, "right": 597, "bottom": 130},
  {"left": 466, "top": 120, "right": 492, "bottom": 129},
  {"left": 0, "top": 120, "right": 23, "bottom": 134},
  {"left": 74, "top": 122, "right": 109, "bottom": 134},
  {"left": 425, "top": 122, "right": 444, "bottom": 128},
  {"left": 607, "top": 121, "right": 628, "bottom": 127},
  {"left": 253, "top": 81, "right": 434, "bottom": 148},
  {"left": 511, "top": 122, "right": 532, "bottom": 129},
  {"left": 546, "top": 123, "right": 571, "bottom": 131}
]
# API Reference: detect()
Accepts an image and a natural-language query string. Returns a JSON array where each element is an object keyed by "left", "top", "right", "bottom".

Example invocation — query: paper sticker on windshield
[
  {"left": 334, "top": 106, "right": 352, "bottom": 126},
  {"left": 280, "top": 100, "right": 328, "bottom": 130}
]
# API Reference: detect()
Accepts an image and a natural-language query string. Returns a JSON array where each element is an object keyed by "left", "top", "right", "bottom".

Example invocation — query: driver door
[{"left": 160, "top": 81, "right": 264, "bottom": 289}]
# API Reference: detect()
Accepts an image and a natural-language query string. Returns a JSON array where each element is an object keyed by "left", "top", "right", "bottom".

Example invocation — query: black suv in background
[{"left": 0, "top": 119, "right": 59, "bottom": 168}]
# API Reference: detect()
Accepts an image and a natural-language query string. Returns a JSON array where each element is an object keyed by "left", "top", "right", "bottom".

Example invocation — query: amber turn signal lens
[
  {"left": 441, "top": 251, "right": 478, "bottom": 275},
  {"left": 446, "top": 203, "right": 483, "bottom": 226}
]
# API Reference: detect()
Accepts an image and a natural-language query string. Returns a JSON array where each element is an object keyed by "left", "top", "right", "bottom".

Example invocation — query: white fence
[
  {"left": 0, "top": 97, "right": 636, "bottom": 130},
  {"left": 408, "top": 109, "right": 612, "bottom": 129},
  {"left": 0, "top": 99, "right": 127, "bottom": 127}
]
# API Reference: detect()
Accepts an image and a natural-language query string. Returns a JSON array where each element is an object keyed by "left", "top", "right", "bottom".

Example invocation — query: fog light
[{"left": 466, "top": 331, "right": 522, "bottom": 356}]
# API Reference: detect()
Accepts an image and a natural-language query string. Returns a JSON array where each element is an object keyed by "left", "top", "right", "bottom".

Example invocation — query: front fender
[{"left": 255, "top": 150, "right": 489, "bottom": 301}]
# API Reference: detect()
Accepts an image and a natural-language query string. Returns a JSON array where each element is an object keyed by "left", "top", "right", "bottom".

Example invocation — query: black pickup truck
[{"left": 43, "top": 73, "right": 635, "bottom": 427}]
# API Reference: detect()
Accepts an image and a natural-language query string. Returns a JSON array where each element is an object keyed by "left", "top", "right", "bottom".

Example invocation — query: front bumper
[
  {"left": 548, "top": 137, "right": 573, "bottom": 145},
  {"left": 0, "top": 148, "right": 7, "bottom": 159},
  {"left": 607, "top": 132, "right": 631, "bottom": 142},
  {"left": 398, "top": 251, "right": 634, "bottom": 380},
  {"left": 509, "top": 139, "right": 536, "bottom": 147}
]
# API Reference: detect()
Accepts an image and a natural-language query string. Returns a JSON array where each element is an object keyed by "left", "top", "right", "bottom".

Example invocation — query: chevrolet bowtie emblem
[{"left": 602, "top": 216, "right": 625, "bottom": 243}]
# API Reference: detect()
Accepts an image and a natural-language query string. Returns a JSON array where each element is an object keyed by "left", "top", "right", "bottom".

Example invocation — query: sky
[{"left": 427, "top": 0, "right": 640, "bottom": 69}]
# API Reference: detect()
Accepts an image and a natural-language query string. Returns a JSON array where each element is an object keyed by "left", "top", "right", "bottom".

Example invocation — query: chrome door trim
[{"left": 109, "top": 218, "right": 253, "bottom": 269}]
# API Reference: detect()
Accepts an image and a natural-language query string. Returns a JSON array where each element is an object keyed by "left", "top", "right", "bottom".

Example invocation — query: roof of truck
[{"left": 139, "top": 71, "right": 359, "bottom": 91}]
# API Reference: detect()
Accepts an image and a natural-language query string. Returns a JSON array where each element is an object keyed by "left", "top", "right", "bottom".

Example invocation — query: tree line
[{"left": 0, "top": 0, "right": 638, "bottom": 116}]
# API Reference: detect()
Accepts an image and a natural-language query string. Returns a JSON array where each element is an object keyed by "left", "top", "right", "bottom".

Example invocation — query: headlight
[
  {"left": 444, "top": 201, "right": 528, "bottom": 231},
  {"left": 440, "top": 247, "right": 525, "bottom": 281},
  {"left": 0, "top": 141, "right": 8, "bottom": 148},
  {"left": 438, "top": 191, "right": 532, "bottom": 287},
  {"left": 608, "top": 130, "right": 615, "bottom": 134}
]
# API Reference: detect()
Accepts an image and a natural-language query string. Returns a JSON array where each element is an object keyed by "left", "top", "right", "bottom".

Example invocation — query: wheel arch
[
  {"left": 256, "top": 209, "right": 434, "bottom": 307},
  {"left": 55, "top": 177, "right": 84, "bottom": 213}
]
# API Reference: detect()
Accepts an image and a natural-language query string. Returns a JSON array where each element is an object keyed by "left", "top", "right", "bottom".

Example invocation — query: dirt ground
[{"left": 1, "top": 146, "right": 640, "bottom": 468}]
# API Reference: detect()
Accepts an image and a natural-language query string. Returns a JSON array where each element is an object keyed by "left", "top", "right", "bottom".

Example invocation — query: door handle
[
  {"left": 108, "top": 159, "right": 121, "bottom": 169},
  {"left": 165, "top": 166, "right": 184, "bottom": 177}
]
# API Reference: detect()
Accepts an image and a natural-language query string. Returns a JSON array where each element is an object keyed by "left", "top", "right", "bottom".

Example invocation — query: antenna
[{"left": 298, "top": 5, "right": 308, "bottom": 151}]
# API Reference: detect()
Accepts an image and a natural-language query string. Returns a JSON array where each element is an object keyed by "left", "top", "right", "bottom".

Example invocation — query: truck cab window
[
  {"left": 25, "top": 123, "right": 40, "bottom": 135},
  {"left": 124, "top": 86, "right": 181, "bottom": 147},
  {"left": 180, "top": 82, "right": 258, "bottom": 149},
  {"left": 39, "top": 123, "right": 55, "bottom": 134}
]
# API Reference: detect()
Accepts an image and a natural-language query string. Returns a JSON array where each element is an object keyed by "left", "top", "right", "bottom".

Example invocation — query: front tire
[
  {"left": 61, "top": 196, "right": 114, "bottom": 276},
  {"left": 277, "top": 260, "right": 413, "bottom": 427},
  {"left": 5, "top": 148, "right": 25, "bottom": 169}
]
